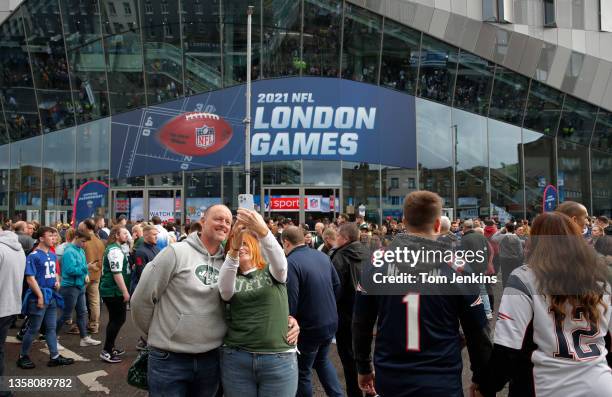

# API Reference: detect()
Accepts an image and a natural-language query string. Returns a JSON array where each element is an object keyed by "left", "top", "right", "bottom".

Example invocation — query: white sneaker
[
  {"left": 80, "top": 336, "right": 102, "bottom": 347},
  {"left": 56, "top": 342, "right": 66, "bottom": 351}
]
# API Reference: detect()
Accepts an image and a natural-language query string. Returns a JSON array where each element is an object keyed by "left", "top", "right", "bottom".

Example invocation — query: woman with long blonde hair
[
  {"left": 477, "top": 212, "right": 611, "bottom": 397},
  {"left": 218, "top": 208, "right": 298, "bottom": 396}
]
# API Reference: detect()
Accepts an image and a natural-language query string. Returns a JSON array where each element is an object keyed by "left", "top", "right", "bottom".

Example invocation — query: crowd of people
[{"left": 0, "top": 194, "right": 611, "bottom": 397}]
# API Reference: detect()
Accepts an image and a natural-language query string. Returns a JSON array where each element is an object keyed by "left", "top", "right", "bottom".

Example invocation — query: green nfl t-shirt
[
  {"left": 99, "top": 242, "right": 130, "bottom": 298},
  {"left": 224, "top": 265, "right": 292, "bottom": 352}
]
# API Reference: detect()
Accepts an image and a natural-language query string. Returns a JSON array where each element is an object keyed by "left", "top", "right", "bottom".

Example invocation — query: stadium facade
[{"left": 0, "top": 0, "right": 611, "bottom": 226}]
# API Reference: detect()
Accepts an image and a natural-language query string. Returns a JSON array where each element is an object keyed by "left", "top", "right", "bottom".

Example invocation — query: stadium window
[
  {"left": 123, "top": 2, "right": 131, "bottom": 15},
  {"left": 408, "top": 178, "right": 416, "bottom": 189},
  {"left": 391, "top": 178, "right": 399, "bottom": 188},
  {"left": 108, "top": 1, "right": 116, "bottom": 16},
  {"left": 144, "top": 0, "right": 153, "bottom": 14},
  {"left": 482, "top": 0, "right": 497, "bottom": 21},
  {"left": 544, "top": 0, "right": 556, "bottom": 27},
  {"left": 161, "top": 1, "right": 168, "bottom": 14}
]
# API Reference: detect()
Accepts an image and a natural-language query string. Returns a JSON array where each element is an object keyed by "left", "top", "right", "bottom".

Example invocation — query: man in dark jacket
[
  {"left": 283, "top": 226, "right": 343, "bottom": 397},
  {"left": 460, "top": 220, "right": 489, "bottom": 274},
  {"left": 330, "top": 223, "right": 366, "bottom": 397},
  {"left": 132, "top": 224, "right": 159, "bottom": 350},
  {"left": 459, "top": 219, "right": 492, "bottom": 319}
]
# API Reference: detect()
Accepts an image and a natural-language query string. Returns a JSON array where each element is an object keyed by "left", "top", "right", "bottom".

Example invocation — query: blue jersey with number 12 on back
[{"left": 25, "top": 249, "right": 57, "bottom": 290}]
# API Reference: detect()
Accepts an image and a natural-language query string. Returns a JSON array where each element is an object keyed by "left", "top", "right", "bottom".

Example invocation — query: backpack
[{"left": 499, "top": 235, "right": 523, "bottom": 260}]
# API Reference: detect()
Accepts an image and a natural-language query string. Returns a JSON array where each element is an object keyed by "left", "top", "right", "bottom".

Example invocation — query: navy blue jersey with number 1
[{"left": 352, "top": 235, "right": 492, "bottom": 397}]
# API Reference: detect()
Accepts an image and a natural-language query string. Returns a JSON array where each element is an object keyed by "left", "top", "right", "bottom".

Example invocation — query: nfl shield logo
[{"left": 195, "top": 125, "right": 215, "bottom": 149}]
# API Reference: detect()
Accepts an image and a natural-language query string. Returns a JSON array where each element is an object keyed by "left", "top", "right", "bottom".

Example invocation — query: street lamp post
[{"left": 244, "top": 5, "right": 254, "bottom": 195}]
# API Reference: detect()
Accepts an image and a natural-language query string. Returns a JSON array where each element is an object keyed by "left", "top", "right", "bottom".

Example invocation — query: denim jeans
[
  {"left": 297, "top": 338, "right": 343, "bottom": 397},
  {"left": 148, "top": 347, "right": 220, "bottom": 397},
  {"left": 220, "top": 347, "right": 298, "bottom": 397},
  {"left": 479, "top": 284, "right": 492, "bottom": 318},
  {"left": 57, "top": 286, "right": 88, "bottom": 338},
  {"left": 20, "top": 298, "right": 59, "bottom": 358}
]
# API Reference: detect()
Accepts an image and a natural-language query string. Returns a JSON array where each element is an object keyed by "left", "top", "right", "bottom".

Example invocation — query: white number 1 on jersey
[{"left": 403, "top": 293, "right": 421, "bottom": 351}]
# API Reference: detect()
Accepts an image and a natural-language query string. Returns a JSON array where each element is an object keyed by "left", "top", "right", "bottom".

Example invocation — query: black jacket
[
  {"left": 460, "top": 230, "right": 489, "bottom": 274},
  {"left": 286, "top": 245, "right": 340, "bottom": 344},
  {"left": 133, "top": 242, "right": 160, "bottom": 286},
  {"left": 330, "top": 241, "right": 366, "bottom": 324}
]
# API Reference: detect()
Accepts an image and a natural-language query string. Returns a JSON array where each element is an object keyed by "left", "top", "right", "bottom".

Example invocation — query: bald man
[
  {"left": 557, "top": 201, "right": 589, "bottom": 233},
  {"left": 13, "top": 221, "right": 35, "bottom": 254}
]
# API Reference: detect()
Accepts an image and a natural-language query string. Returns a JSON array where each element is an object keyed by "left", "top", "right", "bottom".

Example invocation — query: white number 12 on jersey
[{"left": 403, "top": 293, "right": 421, "bottom": 351}]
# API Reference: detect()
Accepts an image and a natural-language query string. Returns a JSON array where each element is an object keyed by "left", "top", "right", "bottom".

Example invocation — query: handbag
[{"left": 127, "top": 350, "right": 149, "bottom": 390}]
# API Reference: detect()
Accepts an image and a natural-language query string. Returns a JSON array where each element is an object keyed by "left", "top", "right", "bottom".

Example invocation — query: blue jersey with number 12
[{"left": 25, "top": 249, "right": 57, "bottom": 290}]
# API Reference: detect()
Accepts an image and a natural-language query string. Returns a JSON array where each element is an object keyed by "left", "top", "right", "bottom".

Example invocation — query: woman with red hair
[{"left": 218, "top": 208, "right": 298, "bottom": 396}]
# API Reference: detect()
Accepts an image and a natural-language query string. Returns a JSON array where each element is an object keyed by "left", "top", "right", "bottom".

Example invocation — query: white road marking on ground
[
  {"left": 78, "top": 370, "right": 110, "bottom": 394},
  {"left": 5, "top": 336, "right": 20, "bottom": 344},
  {"left": 39, "top": 347, "right": 90, "bottom": 362}
]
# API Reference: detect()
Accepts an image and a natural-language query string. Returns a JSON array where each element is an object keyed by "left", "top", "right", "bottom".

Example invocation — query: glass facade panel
[
  {"left": 557, "top": 140, "right": 590, "bottom": 206},
  {"left": 489, "top": 119, "right": 523, "bottom": 220},
  {"left": 262, "top": 0, "right": 301, "bottom": 78},
  {"left": 342, "top": 161, "right": 380, "bottom": 223},
  {"left": 380, "top": 18, "right": 420, "bottom": 95},
  {"left": 142, "top": 0, "right": 182, "bottom": 105},
  {"left": 557, "top": 95, "right": 597, "bottom": 146},
  {"left": 42, "top": 127, "right": 75, "bottom": 216},
  {"left": 488, "top": 66, "right": 529, "bottom": 126},
  {"left": 416, "top": 35, "right": 458, "bottom": 105},
  {"left": 592, "top": 109, "right": 612, "bottom": 153},
  {"left": 223, "top": 0, "right": 261, "bottom": 86},
  {"left": 453, "top": 109, "right": 489, "bottom": 219},
  {"left": 302, "top": 160, "right": 341, "bottom": 186},
  {"left": 591, "top": 149, "right": 612, "bottom": 216},
  {"left": 341, "top": 4, "right": 382, "bottom": 83},
  {"left": 24, "top": 0, "right": 76, "bottom": 133},
  {"left": 523, "top": 80, "right": 564, "bottom": 137},
  {"left": 453, "top": 51, "right": 495, "bottom": 115},
  {"left": 61, "top": 0, "right": 110, "bottom": 124},
  {"left": 263, "top": 160, "right": 300, "bottom": 185},
  {"left": 416, "top": 98, "right": 453, "bottom": 208},
  {"left": 100, "top": 0, "right": 145, "bottom": 113},
  {"left": 223, "top": 164, "right": 259, "bottom": 209},
  {"left": 0, "top": 143, "right": 9, "bottom": 219},
  {"left": 381, "top": 165, "right": 417, "bottom": 219},
  {"left": 302, "top": 0, "right": 342, "bottom": 77},
  {"left": 0, "top": 9, "right": 41, "bottom": 140},
  {"left": 181, "top": 0, "right": 221, "bottom": 95},
  {"left": 523, "top": 129, "right": 555, "bottom": 219},
  {"left": 10, "top": 135, "right": 42, "bottom": 221},
  {"left": 75, "top": 118, "right": 110, "bottom": 187},
  {"left": 147, "top": 172, "right": 182, "bottom": 187},
  {"left": 185, "top": 168, "right": 221, "bottom": 221},
  {"left": 186, "top": 168, "right": 221, "bottom": 198}
]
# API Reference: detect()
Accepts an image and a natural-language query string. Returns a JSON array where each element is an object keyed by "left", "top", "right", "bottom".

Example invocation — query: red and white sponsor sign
[
  {"left": 268, "top": 196, "right": 335, "bottom": 212},
  {"left": 270, "top": 197, "right": 304, "bottom": 211}
]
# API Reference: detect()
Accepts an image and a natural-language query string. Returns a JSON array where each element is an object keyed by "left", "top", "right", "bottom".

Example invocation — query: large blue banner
[
  {"left": 72, "top": 180, "right": 108, "bottom": 225},
  {"left": 111, "top": 77, "right": 416, "bottom": 178}
]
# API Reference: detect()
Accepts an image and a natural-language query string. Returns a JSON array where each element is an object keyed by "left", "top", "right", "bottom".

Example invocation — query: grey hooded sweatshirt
[
  {"left": 131, "top": 232, "right": 227, "bottom": 354},
  {"left": 0, "top": 231, "right": 26, "bottom": 318}
]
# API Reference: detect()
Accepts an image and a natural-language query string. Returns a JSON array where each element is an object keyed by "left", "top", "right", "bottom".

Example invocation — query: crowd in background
[{"left": 0, "top": 197, "right": 611, "bottom": 397}]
